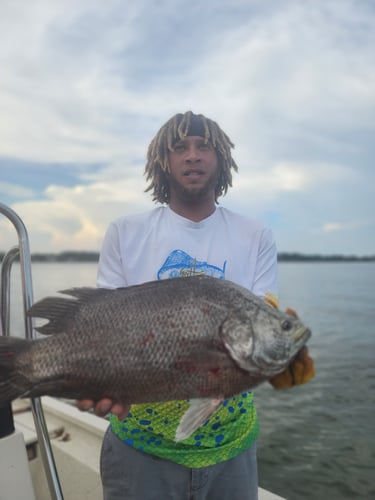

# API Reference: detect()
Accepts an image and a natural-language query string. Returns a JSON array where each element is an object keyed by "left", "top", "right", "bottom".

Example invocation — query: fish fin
[
  {"left": 59, "top": 287, "right": 112, "bottom": 300},
  {"left": 175, "top": 397, "right": 223, "bottom": 442},
  {"left": 0, "top": 337, "right": 31, "bottom": 404},
  {"left": 27, "top": 288, "right": 113, "bottom": 335},
  {"left": 27, "top": 296, "right": 80, "bottom": 334}
]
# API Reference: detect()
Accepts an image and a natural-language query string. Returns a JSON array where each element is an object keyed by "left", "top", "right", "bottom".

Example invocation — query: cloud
[
  {"left": 1, "top": 0, "right": 373, "bottom": 165},
  {"left": 321, "top": 220, "right": 372, "bottom": 234},
  {"left": 0, "top": 0, "right": 374, "bottom": 255},
  {"left": 0, "top": 182, "right": 35, "bottom": 200},
  {"left": 1, "top": 174, "right": 153, "bottom": 253},
  {"left": 229, "top": 161, "right": 358, "bottom": 205},
  {"left": 322, "top": 223, "right": 343, "bottom": 233}
]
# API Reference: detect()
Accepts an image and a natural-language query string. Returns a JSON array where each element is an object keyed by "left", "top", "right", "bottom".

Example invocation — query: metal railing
[{"left": 0, "top": 202, "right": 64, "bottom": 500}]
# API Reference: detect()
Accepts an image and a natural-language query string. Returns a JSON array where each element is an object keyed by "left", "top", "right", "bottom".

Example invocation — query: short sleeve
[
  {"left": 251, "top": 227, "right": 278, "bottom": 299},
  {"left": 96, "top": 222, "right": 127, "bottom": 289}
]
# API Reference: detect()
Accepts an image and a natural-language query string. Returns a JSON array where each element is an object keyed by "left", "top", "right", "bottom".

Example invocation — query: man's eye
[{"left": 173, "top": 144, "right": 185, "bottom": 152}]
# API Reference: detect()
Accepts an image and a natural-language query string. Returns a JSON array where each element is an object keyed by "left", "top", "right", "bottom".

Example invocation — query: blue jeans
[{"left": 100, "top": 426, "right": 259, "bottom": 500}]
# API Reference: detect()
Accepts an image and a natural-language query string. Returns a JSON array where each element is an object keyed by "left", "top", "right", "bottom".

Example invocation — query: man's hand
[
  {"left": 76, "top": 399, "right": 130, "bottom": 421},
  {"left": 263, "top": 295, "right": 315, "bottom": 389},
  {"left": 269, "top": 345, "right": 315, "bottom": 389}
]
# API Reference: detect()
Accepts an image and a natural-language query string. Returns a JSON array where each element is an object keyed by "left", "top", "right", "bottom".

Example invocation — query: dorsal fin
[{"left": 27, "top": 287, "right": 113, "bottom": 335}]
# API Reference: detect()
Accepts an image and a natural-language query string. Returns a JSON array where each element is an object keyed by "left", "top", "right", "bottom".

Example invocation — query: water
[
  {"left": 3, "top": 262, "right": 375, "bottom": 499},
  {"left": 256, "top": 263, "right": 375, "bottom": 500},
  {"left": 4, "top": 262, "right": 98, "bottom": 335}
]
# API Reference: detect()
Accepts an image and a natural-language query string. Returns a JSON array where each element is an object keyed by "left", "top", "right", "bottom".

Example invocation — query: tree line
[{"left": 1, "top": 251, "right": 374, "bottom": 263}]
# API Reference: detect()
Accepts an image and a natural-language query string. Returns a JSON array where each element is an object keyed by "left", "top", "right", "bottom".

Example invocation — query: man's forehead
[{"left": 173, "top": 135, "right": 210, "bottom": 145}]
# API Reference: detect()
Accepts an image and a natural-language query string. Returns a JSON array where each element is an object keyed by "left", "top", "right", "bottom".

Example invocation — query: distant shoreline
[
  {"left": 1, "top": 251, "right": 374, "bottom": 263},
  {"left": 277, "top": 252, "right": 375, "bottom": 262}
]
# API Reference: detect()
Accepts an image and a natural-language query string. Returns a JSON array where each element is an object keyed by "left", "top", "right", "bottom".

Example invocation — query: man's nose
[{"left": 185, "top": 145, "right": 201, "bottom": 162}]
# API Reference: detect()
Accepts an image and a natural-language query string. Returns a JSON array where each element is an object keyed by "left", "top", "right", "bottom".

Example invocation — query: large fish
[{"left": 0, "top": 275, "right": 311, "bottom": 440}]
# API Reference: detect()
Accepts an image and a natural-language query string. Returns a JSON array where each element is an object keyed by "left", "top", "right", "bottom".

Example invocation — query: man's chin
[
  {"left": 169, "top": 176, "right": 218, "bottom": 203},
  {"left": 180, "top": 186, "right": 210, "bottom": 201}
]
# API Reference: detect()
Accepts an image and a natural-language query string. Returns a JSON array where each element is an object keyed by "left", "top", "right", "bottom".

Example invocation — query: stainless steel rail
[{"left": 0, "top": 202, "right": 64, "bottom": 500}]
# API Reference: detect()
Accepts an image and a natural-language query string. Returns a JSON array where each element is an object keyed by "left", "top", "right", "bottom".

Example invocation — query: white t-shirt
[
  {"left": 97, "top": 205, "right": 278, "bottom": 467},
  {"left": 97, "top": 205, "right": 278, "bottom": 297}
]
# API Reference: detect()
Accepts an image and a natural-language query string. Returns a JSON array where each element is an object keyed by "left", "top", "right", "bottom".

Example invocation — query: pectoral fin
[{"left": 175, "top": 397, "right": 223, "bottom": 442}]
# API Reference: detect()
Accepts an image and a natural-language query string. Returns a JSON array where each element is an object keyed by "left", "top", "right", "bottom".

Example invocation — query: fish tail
[{"left": 0, "top": 336, "right": 31, "bottom": 404}]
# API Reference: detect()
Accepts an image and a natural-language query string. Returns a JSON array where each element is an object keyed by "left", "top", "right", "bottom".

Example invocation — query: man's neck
[{"left": 169, "top": 198, "right": 216, "bottom": 222}]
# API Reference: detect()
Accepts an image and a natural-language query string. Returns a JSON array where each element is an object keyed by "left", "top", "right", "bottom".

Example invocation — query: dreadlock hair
[{"left": 144, "top": 111, "right": 238, "bottom": 204}]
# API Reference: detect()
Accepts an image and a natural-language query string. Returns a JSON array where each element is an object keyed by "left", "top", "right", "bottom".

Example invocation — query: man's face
[{"left": 167, "top": 136, "right": 219, "bottom": 202}]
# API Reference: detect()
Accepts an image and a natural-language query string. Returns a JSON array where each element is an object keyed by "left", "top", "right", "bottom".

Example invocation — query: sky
[{"left": 0, "top": 0, "right": 374, "bottom": 256}]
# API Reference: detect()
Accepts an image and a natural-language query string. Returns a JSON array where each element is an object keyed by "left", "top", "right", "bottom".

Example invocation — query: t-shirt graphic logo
[{"left": 157, "top": 249, "right": 226, "bottom": 280}]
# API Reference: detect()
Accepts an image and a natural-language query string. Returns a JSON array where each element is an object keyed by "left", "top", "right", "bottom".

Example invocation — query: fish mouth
[{"left": 292, "top": 327, "right": 311, "bottom": 344}]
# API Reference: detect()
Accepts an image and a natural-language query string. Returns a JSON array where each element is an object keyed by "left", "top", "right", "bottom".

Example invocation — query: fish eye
[{"left": 281, "top": 319, "right": 293, "bottom": 331}]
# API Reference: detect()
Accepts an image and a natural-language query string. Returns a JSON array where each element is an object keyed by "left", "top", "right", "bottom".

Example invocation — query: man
[{"left": 78, "top": 111, "right": 314, "bottom": 499}]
